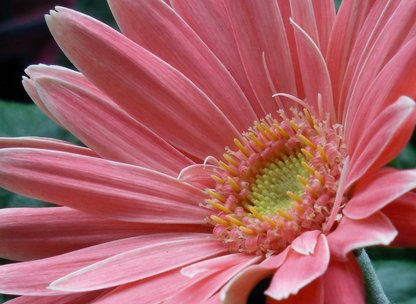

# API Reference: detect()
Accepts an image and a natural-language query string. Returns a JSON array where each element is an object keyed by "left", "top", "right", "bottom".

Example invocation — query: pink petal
[
  {"left": 170, "top": 0, "right": 262, "bottom": 117},
  {"left": 343, "top": 1, "right": 416, "bottom": 129},
  {"left": 290, "top": 18, "right": 335, "bottom": 122},
  {"left": 0, "top": 207, "right": 209, "bottom": 261},
  {"left": 0, "top": 137, "right": 97, "bottom": 158},
  {"left": 91, "top": 270, "right": 192, "bottom": 304},
  {"left": 35, "top": 76, "right": 194, "bottom": 176},
  {"left": 291, "top": 230, "right": 321, "bottom": 255},
  {"left": 322, "top": 253, "right": 365, "bottom": 304},
  {"left": 346, "top": 97, "right": 416, "bottom": 188},
  {"left": 381, "top": 191, "right": 416, "bottom": 247},
  {"left": 345, "top": 168, "right": 416, "bottom": 219},
  {"left": 290, "top": 0, "right": 321, "bottom": 49},
  {"left": 310, "top": 0, "right": 336, "bottom": 57},
  {"left": 224, "top": 0, "right": 298, "bottom": 115},
  {"left": 265, "top": 234, "right": 329, "bottom": 300},
  {"left": 46, "top": 7, "right": 241, "bottom": 160},
  {"left": 49, "top": 237, "right": 226, "bottom": 291},
  {"left": 178, "top": 164, "right": 217, "bottom": 190},
  {"left": 107, "top": 0, "right": 257, "bottom": 131},
  {"left": 327, "top": 212, "right": 397, "bottom": 260},
  {"left": 165, "top": 255, "right": 262, "bottom": 304},
  {"left": 0, "top": 148, "right": 210, "bottom": 223},
  {"left": 0, "top": 234, "right": 191, "bottom": 295},
  {"left": 5, "top": 290, "right": 109, "bottom": 304},
  {"left": 346, "top": 37, "right": 416, "bottom": 149},
  {"left": 266, "top": 278, "right": 323, "bottom": 304},
  {"left": 326, "top": 0, "right": 373, "bottom": 114}
]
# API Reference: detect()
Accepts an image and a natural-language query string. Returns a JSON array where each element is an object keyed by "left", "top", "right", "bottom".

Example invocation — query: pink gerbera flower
[{"left": 1, "top": 0, "right": 416, "bottom": 303}]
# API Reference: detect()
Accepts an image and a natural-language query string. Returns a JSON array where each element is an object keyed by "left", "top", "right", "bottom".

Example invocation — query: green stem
[{"left": 354, "top": 249, "right": 390, "bottom": 304}]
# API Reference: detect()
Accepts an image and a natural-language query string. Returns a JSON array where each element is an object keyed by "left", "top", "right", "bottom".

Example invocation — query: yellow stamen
[
  {"left": 241, "top": 200, "right": 253, "bottom": 212},
  {"left": 292, "top": 201, "right": 305, "bottom": 214},
  {"left": 249, "top": 206, "right": 264, "bottom": 222},
  {"left": 254, "top": 121, "right": 270, "bottom": 140},
  {"left": 297, "top": 174, "right": 308, "bottom": 186},
  {"left": 263, "top": 215, "right": 277, "bottom": 228},
  {"left": 273, "top": 123, "right": 290, "bottom": 139},
  {"left": 227, "top": 176, "right": 241, "bottom": 192},
  {"left": 210, "top": 215, "right": 230, "bottom": 226},
  {"left": 298, "top": 134, "right": 316, "bottom": 150},
  {"left": 226, "top": 215, "right": 244, "bottom": 227},
  {"left": 219, "top": 161, "right": 238, "bottom": 176},
  {"left": 207, "top": 199, "right": 232, "bottom": 214},
  {"left": 289, "top": 120, "right": 298, "bottom": 132},
  {"left": 301, "top": 161, "right": 316, "bottom": 175},
  {"left": 211, "top": 174, "right": 225, "bottom": 184},
  {"left": 239, "top": 226, "right": 256, "bottom": 235},
  {"left": 249, "top": 132, "right": 265, "bottom": 150},
  {"left": 277, "top": 209, "right": 294, "bottom": 221},
  {"left": 223, "top": 153, "right": 239, "bottom": 168},
  {"left": 315, "top": 171, "right": 325, "bottom": 185},
  {"left": 317, "top": 145, "right": 328, "bottom": 162},
  {"left": 261, "top": 123, "right": 278, "bottom": 140},
  {"left": 301, "top": 148, "right": 314, "bottom": 159},
  {"left": 234, "top": 138, "right": 250, "bottom": 158},
  {"left": 207, "top": 190, "right": 226, "bottom": 203},
  {"left": 287, "top": 191, "right": 303, "bottom": 203},
  {"left": 305, "top": 184, "right": 318, "bottom": 199},
  {"left": 303, "top": 108, "right": 314, "bottom": 126}
]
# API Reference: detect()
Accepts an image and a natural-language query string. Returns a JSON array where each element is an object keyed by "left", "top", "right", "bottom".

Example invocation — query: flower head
[{"left": 1, "top": 0, "right": 416, "bottom": 303}]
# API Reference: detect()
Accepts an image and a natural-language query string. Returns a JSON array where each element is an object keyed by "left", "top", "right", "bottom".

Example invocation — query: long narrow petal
[
  {"left": 91, "top": 270, "right": 192, "bottom": 304},
  {"left": 35, "top": 76, "right": 194, "bottom": 176},
  {"left": 290, "top": 0, "right": 321, "bottom": 49},
  {"left": 5, "top": 290, "right": 109, "bottom": 304},
  {"left": 345, "top": 169, "right": 416, "bottom": 219},
  {"left": 322, "top": 254, "right": 365, "bottom": 304},
  {"left": 381, "top": 191, "right": 416, "bottom": 247},
  {"left": 165, "top": 255, "right": 262, "bottom": 304},
  {"left": 0, "top": 148, "right": 210, "bottom": 223},
  {"left": 347, "top": 36, "right": 416, "bottom": 149},
  {"left": 0, "top": 234, "right": 194, "bottom": 295},
  {"left": 310, "top": 0, "right": 336, "bottom": 57},
  {"left": 0, "top": 137, "right": 97, "bottom": 158},
  {"left": 46, "top": 7, "right": 240, "bottom": 160},
  {"left": 224, "top": 0, "right": 298, "bottom": 115},
  {"left": 178, "top": 164, "right": 217, "bottom": 190},
  {"left": 327, "top": 212, "right": 397, "bottom": 260},
  {"left": 346, "top": 97, "right": 416, "bottom": 187},
  {"left": 291, "top": 19, "right": 335, "bottom": 122},
  {"left": 108, "top": 0, "right": 258, "bottom": 130},
  {"left": 170, "top": 0, "right": 262, "bottom": 117},
  {"left": 265, "top": 234, "right": 329, "bottom": 300},
  {"left": 49, "top": 237, "right": 226, "bottom": 291},
  {"left": 0, "top": 207, "right": 209, "bottom": 261}
]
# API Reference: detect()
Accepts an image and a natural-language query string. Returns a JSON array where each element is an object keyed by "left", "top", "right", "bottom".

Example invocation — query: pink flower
[{"left": 1, "top": 0, "right": 416, "bottom": 303}]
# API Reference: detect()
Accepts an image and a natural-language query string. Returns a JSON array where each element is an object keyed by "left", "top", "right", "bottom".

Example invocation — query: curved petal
[
  {"left": 381, "top": 191, "right": 416, "bottom": 247},
  {"left": 266, "top": 278, "right": 323, "bottom": 304},
  {"left": 265, "top": 234, "right": 329, "bottom": 300},
  {"left": 170, "top": 0, "right": 262, "bottom": 117},
  {"left": 0, "top": 234, "right": 192, "bottom": 296},
  {"left": 0, "top": 207, "right": 209, "bottom": 261},
  {"left": 327, "top": 212, "right": 397, "bottom": 260},
  {"left": 310, "top": 0, "right": 336, "bottom": 57},
  {"left": 49, "top": 237, "right": 226, "bottom": 291},
  {"left": 108, "top": 0, "right": 258, "bottom": 130},
  {"left": 322, "top": 253, "right": 365, "bottom": 304},
  {"left": 224, "top": 0, "right": 298, "bottom": 115},
  {"left": 35, "top": 76, "right": 194, "bottom": 176},
  {"left": 91, "top": 270, "right": 192, "bottom": 304},
  {"left": 346, "top": 97, "right": 416, "bottom": 188},
  {"left": 347, "top": 37, "right": 416, "bottom": 149},
  {"left": 5, "top": 290, "right": 109, "bottom": 304},
  {"left": 0, "top": 148, "right": 210, "bottom": 223},
  {"left": 345, "top": 168, "right": 416, "bottom": 219},
  {"left": 165, "top": 255, "right": 261, "bottom": 304},
  {"left": 46, "top": 7, "right": 240, "bottom": 160},
  {"left": 178, "top": 164, "right": 217, "bottom": 189},
  {"left": 0, "top": 137, "right": 97, "bottom": 158}
]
